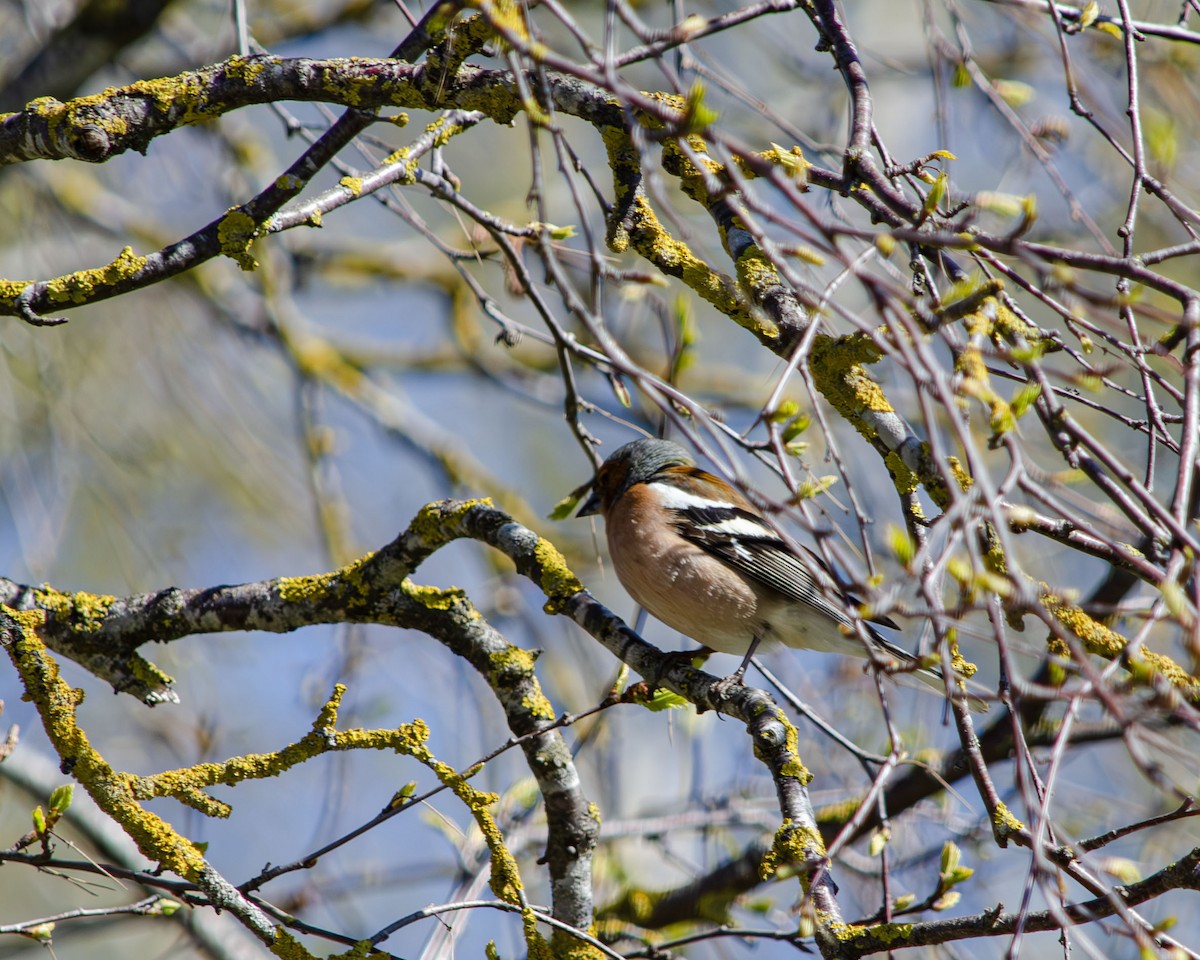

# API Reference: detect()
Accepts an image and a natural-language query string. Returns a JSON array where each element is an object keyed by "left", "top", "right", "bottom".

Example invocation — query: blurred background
[{"left": 2, "top": 1, "right": 1199, "bottom": 958}]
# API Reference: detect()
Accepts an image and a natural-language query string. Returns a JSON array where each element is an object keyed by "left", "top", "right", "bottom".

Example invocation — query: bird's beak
[{"left": 577, "top": 488, "right": 602, "bottom": 517}]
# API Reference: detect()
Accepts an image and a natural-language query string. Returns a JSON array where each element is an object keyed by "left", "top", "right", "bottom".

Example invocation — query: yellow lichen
[
  {"left": 31, "top": 586, "right": 118, "bottom": 630},
  {"left": 318, "top": 59, "right": 384, "bottom": 107},
  {"left": 1042, "top": 592, "right": 1200, "bottom": 701},
  {"left": 758, "top": 820, "right": 823, "bottom": 882},
  {"left": 224, "top": 55, "right": 268, "bottom": 86},
  {"left": 533, "top": 539, "right": 583, "bottom": 612},
  {"left": 44, "top": 246, "right": 147, "bottom": 304},
  {"left": 883, "top": 449, "right": 920, "bottom": 494},
  {"left": 4, "top": 615, "right": 208, "bottom": 880},
  {"left": 0, "top": 279, "right": 33, "bottom": 301},
  {"left": 121, "top": 73, "right": 217, "bottom": 125},
  {"left": 992, "top": 800, "right": 1025, "bottom": 836},
  {"left": 217, "top": 209, "right": 261, "bottom": 270},
  {"left": 402, "top": 579, "right": 468, "bottom": 612},
  {"left": 520, "top": 691, "right": 556, "bottom": 720},
  {"left": 830, "top": 920, "right": 916, "bottom": 945}
]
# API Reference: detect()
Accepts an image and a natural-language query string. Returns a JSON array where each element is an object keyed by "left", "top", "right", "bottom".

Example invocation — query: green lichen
[
  {"left": 815, "top": 796, "right": 861, "bottom": 828},
  {"left": 130, "top": 656, "right": 176, "bottom": 691},
  {"left": 324, "top": 940, "right": 391, "bottom": 960},
  {"left": 318, "top": 59, "right": 384, "bottom": 107},
  {"left": 945, "top": 455, "right": 973, "bottom": 493},
  {"left": 223, "top": 55, "right": 268, "bottom": 86},
  {"left": 1042, "top": 592, "right": 1200, "bottom": 702},
  {"left": 488, "top": 644, "right": 538, "bottom": 679},
  {"left": 767, "top": 713, "right": 811, "bottom": 783},
  {"left": 217, "top": 209, "right": 261, "bottom": 270},
  {"left": 624, "top": 196, "right": 774, "bottom": 342},
  {"left": 271, "top": 929, "right": 319, "bottom": 960},
  {"left": 382, "top": 146, "right": 410, "bottom": 166},
  {"left": 44, "top": 246, "right": 147, "bottom": 304},
  {"left": 734, "top": 244, "right": 783, "bottom": 306},
  {"left": 830, "top": 920, "right": 915, "bottom": 945},
  {"left": 758, "top": 820, "right": 823, "bottom": 882},
  {"left": 810, "top": 333, "right": 891, "bottom": 420},
  {"left": 883, "top": 449, "right": 920, "bottom": 494}
]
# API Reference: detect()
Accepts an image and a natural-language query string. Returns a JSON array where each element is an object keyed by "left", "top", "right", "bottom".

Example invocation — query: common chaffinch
[{"left": 577, "top": 437, "right": 941, "bottom": 695}]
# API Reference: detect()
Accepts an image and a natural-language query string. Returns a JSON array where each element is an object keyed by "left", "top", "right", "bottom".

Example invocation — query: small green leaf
[
  {"left": 994, "top": 79, "right": 1035, "bottom": 108},
  {"left": 642, "top": 688, "right": 690, "bottom": 711},
  {"left": 48, "top": 784, "right": 73, "bottom": 814},
  {"left": 769, "top": 399, "right": 800, "bottom": 422},
  {"left": 548, "top": 493, "right": 582, "bottom": 521},
  {"left": 389, "top": 781, "right": 419, "bottom": 809},
  {"left": 940, "top": 840, "right": 961, "bottom": 876},
  {"left": 921, "top": 171, "right": 948, "bottom": 219},
  {"left": 1099, "top": 856, "right": 1142, "bottom": 884},
  {"left": 681, "top": 81, "right": 719, "bottom": 133},
  {"left": 793, "top": 475, "right": 838, "bottom": 500},
  {"left": 24, "top": 923, "right": 54, "bottom": 942},
  {"left": 932, "top": 891, "right": 961, "bottom": 911},
  {"left": 1009, "top": 383, "right": 1042, "bottom": 418},
  {"left": 781, "top": 414, "right": 811, "bottom": 443},
  {"left": 675, "top": 14, "right": 708, "bottom": 40},
  {"left": 1079, "top": 1, "right": 1100, "bottom": 29},
  {"left": 781, "top": 244, "right": 826, "bottom": 265},
  {"left": 888, "top": 525, "right": 916, "bottom": 566},
  {"left": 610, "top": 374, "right": 632, "bottom": 408},
  {"left": 529, "top": 222, "right": 577, "bottom": 241},
  {"left": 31, "top": 805, "right": 46, "bottom": 834},
  {"left": 974, "top": 191, "right": 1025, "bottom": 218}
]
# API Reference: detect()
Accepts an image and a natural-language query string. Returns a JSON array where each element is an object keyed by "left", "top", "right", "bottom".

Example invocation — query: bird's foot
[{"left": 709, "top": 664, "right": 749, "bottom": 702}]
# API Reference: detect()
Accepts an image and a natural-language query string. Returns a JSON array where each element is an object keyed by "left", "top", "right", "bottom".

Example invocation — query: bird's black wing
[{"left": 671, "top": 503, "right": 899, "bottom": 631}]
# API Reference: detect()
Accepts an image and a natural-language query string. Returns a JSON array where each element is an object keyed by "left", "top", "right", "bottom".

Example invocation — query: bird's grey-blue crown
[{"left": 613, "top": 437, "right": 693, "bottom": 488}]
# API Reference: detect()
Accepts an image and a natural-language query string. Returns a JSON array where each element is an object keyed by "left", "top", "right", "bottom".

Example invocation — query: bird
[{"left": 577, "top": 436, "right": 963, "bottom": 700}]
